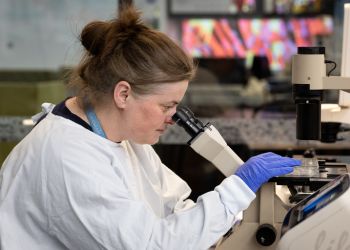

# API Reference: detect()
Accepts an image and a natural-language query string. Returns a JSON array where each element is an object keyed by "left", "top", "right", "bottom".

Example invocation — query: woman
[{"left": 0, "top": 5, "right": 300, "bottom": 250}]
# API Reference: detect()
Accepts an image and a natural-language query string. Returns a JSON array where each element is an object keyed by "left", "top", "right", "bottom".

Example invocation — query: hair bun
[
  {"left": 117, "top": 5, "right": 143, "bottom": 31},
  {"left": 80, "top": 5, "right": 147, "bottom": 58},
  {"left": 106, "top": 6, "right": 145, "bottom": 47},
  {"left": 80, "top": 21, "right": 110, "bottom": 56}
]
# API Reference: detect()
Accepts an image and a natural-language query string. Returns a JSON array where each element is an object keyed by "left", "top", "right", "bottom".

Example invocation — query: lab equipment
[
  {"left": 291, "top": 5, "right": 350, "bottom": 141},
  {"left": 172, "top": 107, "right": 286, "bottom": 248},
  {"left": 277, "top": 173, "right": 350, "bottom": 250},
  {"left": 273, "top": 7, "right": 350, "bottom": 247},
  {"left": 215, "top": 158, "right": 349, "bottom": 250},
  {"left": 291, "top": 46, "right": 350, "bottom": 140},
  {"left": 173, "top": 107, "right": 349, "bottom": 249},
  {"left": 172, "top": 107, "right": 244, "bottom": 177}
]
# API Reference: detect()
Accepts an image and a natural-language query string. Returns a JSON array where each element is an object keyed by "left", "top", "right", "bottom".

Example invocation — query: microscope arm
[
  {"left": 321, "top": 103, "right": 350, "bottom": 124},
  {"left": 172, "top": 107, "right": 244, "bottom": 177},
  {"left": 321, "top": 77, "right": 350, "bottom": 125},
  {"left": 189, "top": 124, "right": 244, "bottom": 177}
]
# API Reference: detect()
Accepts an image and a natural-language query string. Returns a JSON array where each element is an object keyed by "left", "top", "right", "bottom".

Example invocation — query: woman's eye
[{"left": 163, "top": 105, "right": 173, "bottom": 111}]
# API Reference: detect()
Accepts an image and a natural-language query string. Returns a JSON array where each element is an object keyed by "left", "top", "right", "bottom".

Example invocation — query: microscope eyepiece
[{"left": 172, "top": 107, "right": 205, "bottom": 138}]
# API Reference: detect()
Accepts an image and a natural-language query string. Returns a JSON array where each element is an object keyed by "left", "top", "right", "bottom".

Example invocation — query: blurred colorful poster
[
  {"left": 182, "top": 16, "right": 333, "bottom": 72},
  {"left": 288, "top": 18, "right": 312, "bottom": 46},
  {"left": 288, "top": 16, "right": 333, "bottom": 47},
  {"left": 238, "top": 18, "right": 296, "bottom": 71},
  {"left": 182, "top": 19, "right": 246, "bottom": 58}
]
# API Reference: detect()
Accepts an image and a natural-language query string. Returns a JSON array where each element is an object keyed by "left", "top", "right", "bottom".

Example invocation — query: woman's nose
[
  {"left": 166, "top": 107, "right": 178, "bottom": 125},
  {"left": 165, "top": 116, "right": 175, "bottom": 125}
]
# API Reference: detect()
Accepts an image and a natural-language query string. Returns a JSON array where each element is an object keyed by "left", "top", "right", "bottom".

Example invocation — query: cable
[{"left": 325, "top": 60, "right": 337, "bottom": 76}]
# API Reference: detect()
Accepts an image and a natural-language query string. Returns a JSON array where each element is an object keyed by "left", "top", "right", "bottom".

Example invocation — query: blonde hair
[{"left": 68, "top": 4, "right": 196, "bottom": 104}]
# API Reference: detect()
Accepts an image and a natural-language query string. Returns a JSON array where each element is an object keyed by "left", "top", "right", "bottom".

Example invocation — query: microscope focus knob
[{"left": 255, "top": 224, "right": 277, "bottom": 246}]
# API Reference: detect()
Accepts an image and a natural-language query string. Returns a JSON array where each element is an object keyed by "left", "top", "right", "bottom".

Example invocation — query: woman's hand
[{"left": 235, "top": 152, "right": 301, "bottom": 193}]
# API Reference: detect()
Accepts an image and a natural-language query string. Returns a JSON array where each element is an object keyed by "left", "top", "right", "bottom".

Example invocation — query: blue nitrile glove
[{"left": 235, "top": 152, "right": 301, "bottom": 193}]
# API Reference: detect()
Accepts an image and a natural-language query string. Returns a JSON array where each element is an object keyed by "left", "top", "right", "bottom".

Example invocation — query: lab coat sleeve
[
  {"left": 150, "top": 175, "right": 255, "bottom": 250},
  {"left": 141, "top": 145, "right": 255, "bottom": 248},
  {"left": 145, "top": 145, "right": 244, "bottom": 214},
  {"left": 144, "top": 145, "right": 196, "bottom": 213},
  {"left": 47, "top": 141, "right": 255, "bottom": 250}
]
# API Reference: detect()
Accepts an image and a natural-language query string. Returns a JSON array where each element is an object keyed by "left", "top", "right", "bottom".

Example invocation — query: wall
[{"left": 0, "top": 0, "right": 117, "bottom": 70}]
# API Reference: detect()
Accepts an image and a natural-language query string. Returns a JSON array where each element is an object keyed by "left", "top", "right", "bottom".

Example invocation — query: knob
[{"left": 256, "top": 224, "right": 277, "bottom": 246}]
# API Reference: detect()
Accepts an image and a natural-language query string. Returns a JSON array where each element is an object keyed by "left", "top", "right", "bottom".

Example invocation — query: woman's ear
[{"left": 113, "top": 81, "right": 131, "bottom": 108}]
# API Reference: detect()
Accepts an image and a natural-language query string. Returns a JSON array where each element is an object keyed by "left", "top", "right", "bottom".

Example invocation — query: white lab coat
[{"left": 0, "top": 112, "right": 255, "bottom": 250}]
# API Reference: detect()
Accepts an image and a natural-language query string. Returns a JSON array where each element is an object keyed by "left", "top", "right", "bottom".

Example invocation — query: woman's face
[{"left": 123, "top": 80, "right": 189, "bottom": 145}]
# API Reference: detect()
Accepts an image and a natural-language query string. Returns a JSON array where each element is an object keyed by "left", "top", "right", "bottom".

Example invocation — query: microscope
[
  {"left": 172, "top": 107, "right": 280, "bottom": 249},
  {"left": 173, "top": 106, "right": 350, "bottom": 250},
  {"left": 172, "top": 41, "right": 350, "bottom": 250},
  {"left": 292, "top": 47, "right": 350, "bottom": 142},
  {"left": 275, "top": 5, "right": 350, "bottom": 246}
]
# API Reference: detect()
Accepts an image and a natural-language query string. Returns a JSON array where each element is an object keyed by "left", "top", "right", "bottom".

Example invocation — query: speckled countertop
[
  {"left": 159, "top": 117, "right": 350, "bottom": 150},
  {"left": 2, "top": 116, "right": 350, "bottom": 150},
  {"left": 0, "top": 116, "right": 32, "bottom": 142}
]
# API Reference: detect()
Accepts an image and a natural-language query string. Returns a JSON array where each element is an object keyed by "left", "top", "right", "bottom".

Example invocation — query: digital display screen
[
  {"left": 301, "top": 185, "right": 341, "bottom": 219},
  {"left": 295, "top": 175, "right": 348, "bottom": 222},
  {"left": 280, "top": 175, "right": 349, "bottom": 237}
]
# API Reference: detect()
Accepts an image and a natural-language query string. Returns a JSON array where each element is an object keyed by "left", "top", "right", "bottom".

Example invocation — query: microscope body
[{"left": 291, "top": 46, "right": 350, "bottom": 141}]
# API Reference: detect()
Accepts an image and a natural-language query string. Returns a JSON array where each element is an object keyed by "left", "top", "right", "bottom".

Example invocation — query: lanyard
[{"left": 85, "top": 106, "right": 107, "bottom": 139}]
